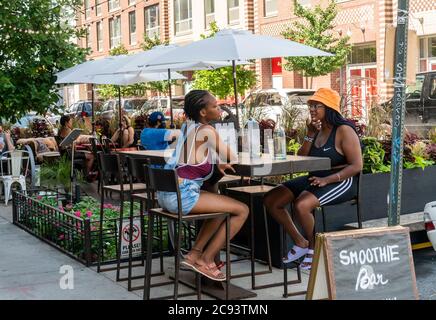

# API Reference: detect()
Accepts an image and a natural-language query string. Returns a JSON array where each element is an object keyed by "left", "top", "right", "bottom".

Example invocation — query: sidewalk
[
  {"left": 2, "top": 201, "right": 435, "bottom": 300},
  {"left": 0, "top": 204, "right": 308, "bottom": 300},
  {"left": 0, "top": 205, "right": 140, "bottom": 300}
]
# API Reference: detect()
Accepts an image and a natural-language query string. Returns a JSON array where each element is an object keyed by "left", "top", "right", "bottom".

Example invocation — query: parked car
[
  {"left": 404, "top": 71, "right": 436, "bottom": 124},
  {"left": 424, "top": 201, "right": 436, "bottom": 251},
  {"left": 66, "top": 100, "right": 103, "bottom": 120},
  {"left": 241, "top": 88, "right": 316, "bottom": 124},
  {"left": 99, "top": 98, "right": 147, "bottom": 120},
  {"left": 135, "top": 96, "right": 185, "bottom": 121}
]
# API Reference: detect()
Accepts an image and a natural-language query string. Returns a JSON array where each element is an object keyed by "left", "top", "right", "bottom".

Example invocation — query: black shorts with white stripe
[{"left": 282, "top": 174, "right": 357, "bottom": 206}]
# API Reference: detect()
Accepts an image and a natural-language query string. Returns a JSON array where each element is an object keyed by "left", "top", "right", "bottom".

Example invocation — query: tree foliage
[
  {"left": 192, "top": 22, "right": 257, "bottom": 99},
  {"left": 282, "top": 0, "right": 351, "bottom": 84},
  {"left": 0, "top": 0, "right": 88, "bottom": 122}
]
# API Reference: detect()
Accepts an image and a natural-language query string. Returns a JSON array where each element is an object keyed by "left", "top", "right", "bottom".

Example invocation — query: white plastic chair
[{"left": 0, "top": 150, "right": 29, "bottom": 205}]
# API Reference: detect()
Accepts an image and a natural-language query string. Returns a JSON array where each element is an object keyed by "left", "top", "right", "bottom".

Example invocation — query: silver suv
[{"left": 99, "top": 98, "right": 147, "bottom": 120}]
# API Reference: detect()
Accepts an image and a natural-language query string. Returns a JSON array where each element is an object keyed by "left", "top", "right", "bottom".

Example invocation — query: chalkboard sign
[{"left": 306, "top": 226, "right": 419, "bottom": 300}]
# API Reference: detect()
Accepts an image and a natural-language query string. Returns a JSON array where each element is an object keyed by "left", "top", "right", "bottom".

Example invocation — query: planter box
[
  {"left": 320, "top": 165, "right": 436, "bottom": 231},
  {"left": 12, "top": 188, "right": 168, "bottom": 267}
]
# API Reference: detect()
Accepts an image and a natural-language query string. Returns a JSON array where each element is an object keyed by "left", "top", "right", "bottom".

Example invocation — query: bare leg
[
  {"left": 293, "top": 191, "right": 320, "bottom": 249},
  {"left": 188, "top": 192, "right": 249, "bottom": 265},
  {"left": 263, "top": 185, "right": 308, "bottom": 248}
]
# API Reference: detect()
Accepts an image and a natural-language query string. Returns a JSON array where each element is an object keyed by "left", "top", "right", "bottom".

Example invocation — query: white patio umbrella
[
  {"left": 55, "top": 56, "right": 185, "bottom": 135},
  {"left": 93, "top": 45, "right": 250, "bottom": 127},
  {"left": 145, "top": 29, "right": 334, "bottom": 126}
]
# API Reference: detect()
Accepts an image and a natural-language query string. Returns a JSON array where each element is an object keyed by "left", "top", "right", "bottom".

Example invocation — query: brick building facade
[{"left": 71, "top": 0, "right": 436, "bottom": 116}]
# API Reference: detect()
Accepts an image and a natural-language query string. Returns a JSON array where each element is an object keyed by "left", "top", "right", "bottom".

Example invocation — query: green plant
[
  {"left": 0, "top": 0, "right": 88, "bottom": 122},
  {"left": 403, "top": 141, "right": 435, "bottom": 170},
  {"left": 361, "top": 137, "right": 391, "bottom": 174},
  {"left": 287, "top": 139, "right": 301, "bottom": 155},
  {"left": 428, "top": 128, "right": 436, "bottom": 144},
  {"left": 39, "top": 155, "right": 84, "bottom": 189}
]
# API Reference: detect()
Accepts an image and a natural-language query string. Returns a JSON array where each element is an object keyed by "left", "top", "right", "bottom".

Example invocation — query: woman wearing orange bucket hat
[{"left": 264, "top": 88, "right": 363, "bottom": 270}]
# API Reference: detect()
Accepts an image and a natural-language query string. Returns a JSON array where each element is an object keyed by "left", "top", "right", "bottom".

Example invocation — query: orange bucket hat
[{"left": 308, "top": 88, "right": 341, "bottom": 114}]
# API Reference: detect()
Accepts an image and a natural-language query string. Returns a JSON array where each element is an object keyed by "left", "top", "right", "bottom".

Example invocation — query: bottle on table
[{"left": 273, "top": 115, "right": 287, "bottom": 160}]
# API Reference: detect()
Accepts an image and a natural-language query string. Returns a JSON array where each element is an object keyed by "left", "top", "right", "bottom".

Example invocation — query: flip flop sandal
[
  {"left": 300, "top": 249, "right": 314, "bottom": 271},
  {"left": 283, "top": 245, "right": 309, "bottom": 263},
  {"left": 193, "top": 262, "right": 226, "bottom": 282}
]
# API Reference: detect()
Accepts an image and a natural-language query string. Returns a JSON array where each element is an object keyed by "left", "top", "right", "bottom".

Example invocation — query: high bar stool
[
  {"left": 124, "top": 156, "right": 168, "bottom": 291},
  {"left": 225, "top": 182, "right": 276, "bottom": 290},
  {"left": 143, "top": 164, "right": 231, "bottom": 300},
  {"left": 96, "top": 152, "right": 147, "bottom": 281}
]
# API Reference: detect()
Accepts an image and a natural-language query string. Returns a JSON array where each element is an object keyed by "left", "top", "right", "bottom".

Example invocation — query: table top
[{"left": 117, "top": 150, "right": 331, "bottom": 177}]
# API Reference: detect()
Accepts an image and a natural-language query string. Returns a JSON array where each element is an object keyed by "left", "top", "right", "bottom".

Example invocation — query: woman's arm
[
  {"left": 127, "top": 127, "right": 135, "bottom": 146},
  {"left": 309, "top": 125, "right": 363, "bottom": 187},
  {"left": 199, "top": 125, "right": 237, "bottom": 163},
  {"left": 111, "top": 129, "right": 119, "bottom": 143},
  {"left": 5, "top": 131, "right": 15, "bottom": 152},
  {"left": 297, "top": 119, "right": 320, "bottom": 156}
]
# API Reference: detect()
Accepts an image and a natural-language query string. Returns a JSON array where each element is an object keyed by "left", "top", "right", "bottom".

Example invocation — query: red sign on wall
[{"left": 271, "top": 57, "right": 282, "bottom": 75}]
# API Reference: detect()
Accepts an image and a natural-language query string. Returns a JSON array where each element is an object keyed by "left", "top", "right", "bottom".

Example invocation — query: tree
[
  {"left": 192, "top": 22, "right": 257, "bottom": 100},
  {"left": 282, "top": 0, "right": 351, "bottom": 88},
  {"left": 0, "top": 0, "right": 88, "bottom": 122}
]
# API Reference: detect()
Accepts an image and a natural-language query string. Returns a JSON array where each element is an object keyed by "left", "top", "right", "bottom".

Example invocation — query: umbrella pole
[
  {"left": 118, "top": 86, "right": 122, "bottom": 147},
  {"left": 232, "top": 60, "right": 239, "bottom": 130},
  {"left": 91, "top": 84, "right": 95, "bottom": 134},
  {"left": 168, "top": 68, "right": 174, "bottom": 129}
]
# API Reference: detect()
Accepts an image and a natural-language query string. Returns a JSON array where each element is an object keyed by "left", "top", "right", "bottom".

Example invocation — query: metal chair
[
  {"left": 124, "top": 156, "right": 167, "bottom": 291},
  {"left": 318, "top": 171, "right": 363, "bottom": 232},
  {"left": 0, "top": 150, "right": 29, "bottom": 205},
  {"left": 143, "top": 165, "right": 231, "bottom": 300},
  {"left": 96, "top": 152, "right": 147, "bottom": 281}
]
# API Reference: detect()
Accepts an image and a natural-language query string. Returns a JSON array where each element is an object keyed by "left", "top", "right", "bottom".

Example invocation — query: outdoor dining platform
[{"left": 116, "top": 149, "right": 331, "bottom": 299}]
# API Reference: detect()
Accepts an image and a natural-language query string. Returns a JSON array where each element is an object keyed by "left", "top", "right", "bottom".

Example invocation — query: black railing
[{"left": 12, "top": 189, "right": 169, "bottom": 267}]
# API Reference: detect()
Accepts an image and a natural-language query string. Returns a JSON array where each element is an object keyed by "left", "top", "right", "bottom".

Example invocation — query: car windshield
[
  {"left": 69, "top": 103, "right": 79, "bottom": 112},
  {"left": 406, "top": 75, "right": 425, "bottom": 99}
]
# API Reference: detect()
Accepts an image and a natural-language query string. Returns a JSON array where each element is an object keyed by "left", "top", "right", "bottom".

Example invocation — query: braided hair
[
  {"left": 324, "top": 107, "right": 357, "bottom": 133},
  {"left": 184, "top": 90, "right": 211, "bottom": 122}
]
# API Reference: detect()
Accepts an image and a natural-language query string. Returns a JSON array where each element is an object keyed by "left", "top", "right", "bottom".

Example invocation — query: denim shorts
[{"left": 157, "top": 179, "right": 201, "bottom": 215}]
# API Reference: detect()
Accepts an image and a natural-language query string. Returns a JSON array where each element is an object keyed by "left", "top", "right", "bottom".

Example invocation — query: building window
[
  {"left": 86, "top": 25, "right": 92, "bottom": 49},
  {"left": 419, "top": 36, "right": 436, "bottom": 72},
  {"left": 227, "top": 0, "right": 239, "bottom": 25},
  {"left": 264, "top": 0, "right": 277, "bottom": 17},
  {"left": 96, "top": 0, "right": 102, "bottom": 16},
  {"left": 108, "top": 0, "right": 120, "bottom": 12},
  {"left": 128, "top": 0, "right": 136, "bottom": 4},
  {"left": 84, "top": 0, "right": 91, "bottom": 19},
  {"left": 174, "top": 0, "right": 192, "bottom": 35},
  {"left": 204, "top": 0, "right": 215, "bottom": 29},
  {"left": 129, "top": 11, "right": 136, "bottom": 45},
  {"left": 109, "top": 16, "right": 121, "bottom": 49},
  {"left": 348, "top": 43, "right": 376, "bottom": 64},
  {"left": 145, "top": 5, "right": 160, "bottom": 39},
  {"left": 97, "top": 21, "right": 103, "bottom": 51}
]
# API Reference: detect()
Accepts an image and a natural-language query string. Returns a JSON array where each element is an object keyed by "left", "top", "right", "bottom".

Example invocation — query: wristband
[
  {"left": 336, "top": 173, "right": 341, "bottom": 182},
  {"left": 304, "top": 136, "right": 314, "bottom": 143}
]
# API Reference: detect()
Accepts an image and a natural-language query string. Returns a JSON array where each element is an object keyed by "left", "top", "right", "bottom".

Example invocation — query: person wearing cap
[
  {"left": 264, "top": 88, "right": 363, "bottom": 271},
  {"left": 140, "top": 111, "right": 180, "bottom": 150}
]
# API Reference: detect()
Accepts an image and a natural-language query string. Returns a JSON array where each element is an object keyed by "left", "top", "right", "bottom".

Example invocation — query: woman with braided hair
[{"left": 157, "top": 89, "right": 249, "bottom": 281}]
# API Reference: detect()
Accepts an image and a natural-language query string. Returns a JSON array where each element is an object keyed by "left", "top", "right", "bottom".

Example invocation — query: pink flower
[
  {"left": 74, "top": 211, "right": 81, "bottom": 218},
  {"left": 36, "top": 195, "right": 42, "bottom": 200},
  {"left": 58, "top": 205, "right": 64, "bottom": 212},
  {"left": 86, "top": 211, "right": 92, "bottom": 218},
  {"left": 65, "top": 204, "right": 73, "bottom": 210},
  {"left": 91, "top": 226, "right": 97, "bottom": 231},
  {"left": 58, "top": 234, "right": 65, "bottom": 240}
]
